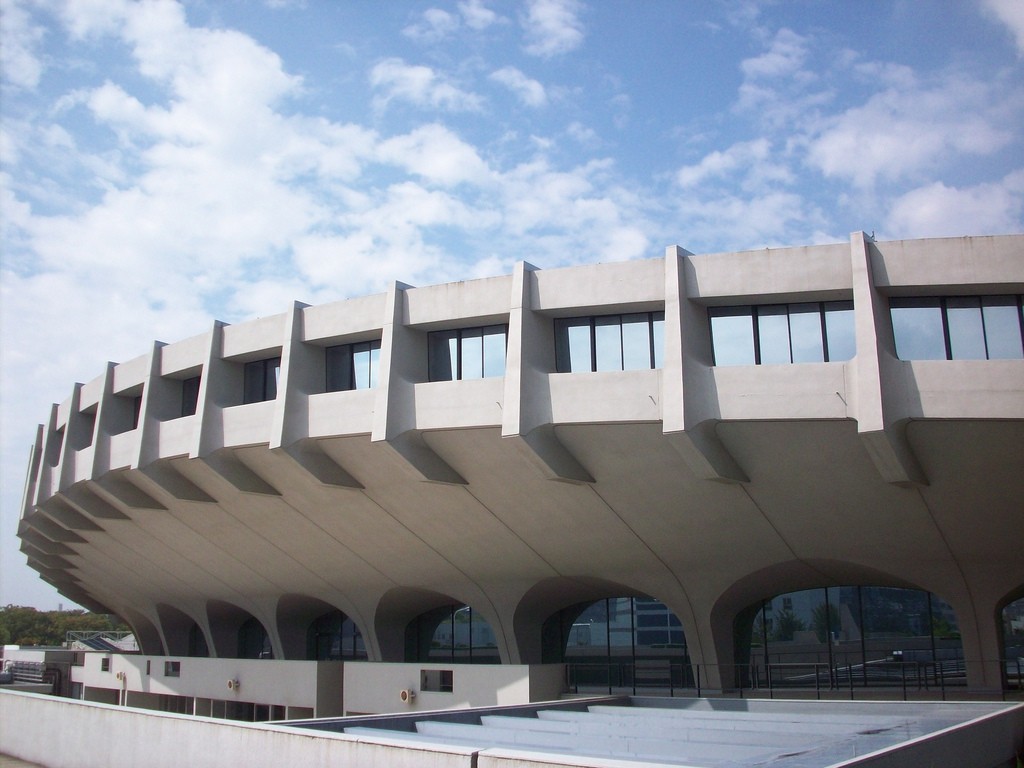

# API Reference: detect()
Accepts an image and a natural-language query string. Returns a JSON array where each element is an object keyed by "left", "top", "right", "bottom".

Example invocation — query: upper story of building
[{"left": 21, "top": 233, "right": 1023, "bottom": 525}]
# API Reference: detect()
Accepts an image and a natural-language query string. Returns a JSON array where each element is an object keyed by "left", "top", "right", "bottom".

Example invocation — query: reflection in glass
[
  {"left": 483, "top": 326, "right": 508, "bottom": 377},
  {"left": 594, "top": 316, "right": 623, "bottom": 371},
  {"left": 757, "top": 305, "right": 791, "bottom": 364},
  {"left": 405, "top": 604, "right": 499, "bottom": 664},
  {"left": 891, "top": 299, "right": 945, "bottom": 360},
  {"left": 946, "top": 297, "right": 986, "bottom": 360},
  {"left": 555, "top": 313, "right": 664, "bottom": 372},
  {"left": 824, "top": 302, "right": 856, "bottom": 361},
  {"left": 621, "top": 314, "right": 652, "bottom": 370},
  {"left": 461, "top": 328, "right": 484, "bottom": 379},
  {"left": 789, "top": 304, "right": 825, "bottom": 363},
  {"left": 428, "top": 330, "right": 458, "bottom": 381},
  {"left": 710, "top": 309, "right": 756, "bottom": 366},
  {"left": 983, "top": 298, "right": 1024, "bottom": 359}
]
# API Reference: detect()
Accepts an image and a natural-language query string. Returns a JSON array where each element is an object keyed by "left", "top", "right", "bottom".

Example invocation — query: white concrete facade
[{"left": 17, "top": 233, "right": 1024, "bottom": 692}]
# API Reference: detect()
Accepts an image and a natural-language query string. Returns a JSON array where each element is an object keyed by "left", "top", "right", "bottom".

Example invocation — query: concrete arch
[
  {"left": 155, "top": 603, "right": 210, "bottom": 657},
  {"left": 513, "top": 576, "right": 656, "bottom": 665},
  {"left": 276, "top": 594, "right": 367, "bottom": 660},
  {"left": 121, "top": 607, "right": 165, "bottom": 656},
  {"left": 707, "top": 559, "right": 925, "bottom": 683},
  {"left": 206, "top": 599, "right": 276, "bottom": 660},
  {"left": 374, "top": 587, "right": 508, "bottom": 663}
]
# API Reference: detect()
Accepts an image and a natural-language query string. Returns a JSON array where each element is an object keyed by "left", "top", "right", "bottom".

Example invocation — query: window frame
[
  {"left": 242, "top": 356, "right": 281, "bottom": 404},
  {"left": 554, "top": 311, "right": 665, "bottom": 373},
  {"left": 890, "top": 295, "right": 1024, "bottom": 361},
  {"left": 709, "top": 302, "right": 854, "bottom": 366},
  {"left": 325, "top": 339, "right": 382, "bottom": 392},
  {"left": 427, "top": 325, "right": 508, "bottom": 382}
]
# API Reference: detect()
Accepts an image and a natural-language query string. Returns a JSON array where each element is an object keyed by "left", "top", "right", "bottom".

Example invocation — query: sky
[{"left": 1, "top": 0, "right": 1023, "bottom": 611}]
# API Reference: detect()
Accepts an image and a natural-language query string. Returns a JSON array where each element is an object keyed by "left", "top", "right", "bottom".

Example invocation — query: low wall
[
  {"left": 0, "top": 690, "right": 477, "bottom": 768},
  {"left": 343, "top": 662, "right": 565, "bottom": 715}
]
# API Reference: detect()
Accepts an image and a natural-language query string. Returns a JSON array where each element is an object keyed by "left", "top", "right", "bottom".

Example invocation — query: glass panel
[
  {"left": 461, "top": 328, "right": 483, "bottom": 380},
  {"left": 482, "top": 325, "right": 507, "bottom": 378},
  {"left": 824, "top": 301, "right": 856, "bottom": 361},
  {"left": 621, "top": 314, "right": 652, "bottom": 370},
  {"left": 325, "top": 345, "right": 353, "bottom": 392},
  {"left": 789, "top": 304, "right": 824, "bottom": 363},
  {"left": 757, "top": 305, "right": 791, "bottom": 364},
  {"left": 861, "top": 587, "right": 932, "bottom": 665},
  {"left": 709, "top": 308, "right": 755, "bottom": 366},
  {"left": 181, "top": 376, "right": 201, "bottom": 417},
  {"left": 367, "top": 343, "right": 380, "bottom": 388},
  {"left": 946, "top": 297, "right": 986, "bottom": 360},
  {"left": 352, "top": 343, "right": 373, "bottom": 389},
  {"left": 243, "top": 361, "right": 265, "bottom": 404},
  {"left": 265, "top": 357, "right": 281, "bottom": 401},
  {"left": 982, "top": 297, "right": 1024, "bottom": 359},
  {"left": 891, "top": 299, "right": 945, "bottom": 360},
  {"left": 428, "top": 330, "right": 458, "bottom": 381},
  {"left": 594, "top": 316, "right": 623, "bottom": 371},
  {"left": 652, "top": 312, "right": 665, "bottom": 369},
  {"left": 567, "top": 321, "right": 593, "bottom": 372}
]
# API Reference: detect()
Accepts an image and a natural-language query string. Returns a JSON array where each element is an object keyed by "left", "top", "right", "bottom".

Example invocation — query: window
[
  {"left": 164, "top": 660, "right": 181, "bottom": 677},
  {"left": 181, "top": 376, "right": 201, "bottom": 417},
  {"left": 421, "top": 669, "right": 454, "bottom": 693},
  {"left": 554, "top": 312, "right": 665, "bottom": 373},
  {"left": 891, "top": 295, "right": 1024, "bottom": 360},
  {"left": 428, "top": 325, "right": 507, "bottom": 381},
  {"left": 325, "top": 340, "right": 381, "bottom": 392},
  {"left": 709, "top": 302, "right": 854, "bottom": 366},
  {"left": 100, "top": 657, "right": 110, "bottom": 672},
  {"left": 242, "top": 357, "right": 281, "bottom": 404}
]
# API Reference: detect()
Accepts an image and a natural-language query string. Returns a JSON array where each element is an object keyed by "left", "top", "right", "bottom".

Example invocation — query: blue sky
[{"left": 1, "top": 0, "right": 1022, "bottom": 609}]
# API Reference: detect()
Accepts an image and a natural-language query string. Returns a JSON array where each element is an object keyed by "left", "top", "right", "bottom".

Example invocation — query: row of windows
[
  {"left": 709, "top": 302, "right": 855, "bottom": 366},
  {"left": 890, "top": 296, "right": 1024, "bottom": 361},
  {"left": 555, "top": 313, "right": 664, "bottom": 373},
  {"left": 72, "top": 296, "right": 1024, "bottom": 430}
]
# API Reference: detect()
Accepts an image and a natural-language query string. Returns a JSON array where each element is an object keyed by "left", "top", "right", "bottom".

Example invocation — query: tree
[
  {"left": 0, "top": 605, "right": 128, "bottom": 646},
  {"left": 812, "top": 602, "right": 840, "bottom": 644},
  {"left": 769, "top": 609, "right": 806, "bottom": 642}
]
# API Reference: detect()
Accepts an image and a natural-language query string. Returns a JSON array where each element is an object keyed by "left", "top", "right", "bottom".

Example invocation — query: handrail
[{"left": 564, "top": 656, "right": 1024, "bottom": 701}]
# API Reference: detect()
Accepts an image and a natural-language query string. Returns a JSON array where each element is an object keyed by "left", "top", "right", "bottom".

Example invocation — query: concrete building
[{"left": 15, "top": 233, "right": 1024, "bottom": 713}]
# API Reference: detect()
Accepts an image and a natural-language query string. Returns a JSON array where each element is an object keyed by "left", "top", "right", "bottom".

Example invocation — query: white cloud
[
  {"left": 489, "top": 66, "right": 547, "bottom": 107},
  {"left": 806, "top": 75, "right": 1014, "bottom": 188},
  {"left": 403, "top": 8, "right": 460, "bottom": 43},
  {"left": 376, "top": 124, "right": 491, "bottom": 187},
  {"left": 0, "top": 0, "right": 46, "bottom": 89},
  {"left": 369, "top": 58, "right": 483, "bottom": 112},
  {"left": 740, "top": 28, "right": 808, "bottom": 79},
  {"left": 459, "top": 0, "right": 501, "bottom": 30},
  {"left": 885, "top": 171, "right": 1024, "bottom": 238},
  {"left": 522, "top": 0, "right": 584, "bottom": 58},
  {"left": 676, "top": 139, "right": 772, "bottom": 188},
  {"left": 982, "top": 0, "right": 1024, "bottom": 56}
]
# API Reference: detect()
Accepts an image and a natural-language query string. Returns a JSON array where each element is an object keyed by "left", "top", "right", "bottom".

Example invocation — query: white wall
[{"left": 343, "top": 662, "right": 565, "bottom": 715}]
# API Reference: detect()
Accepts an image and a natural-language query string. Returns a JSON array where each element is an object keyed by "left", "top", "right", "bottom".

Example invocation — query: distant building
[{"left": 16, "top": 233, "right": 1024, "bottom": 715}]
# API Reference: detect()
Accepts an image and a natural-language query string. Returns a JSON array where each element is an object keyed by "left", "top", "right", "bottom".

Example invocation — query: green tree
[
  {"left": 0, "top": 605, "right": 128, "bottom": 646},
  {"left": 769, "top": 609, "right": 807, "bottom": 642},
  {"left": 812, "top": 602, "right": 840, "bottom": 644}
]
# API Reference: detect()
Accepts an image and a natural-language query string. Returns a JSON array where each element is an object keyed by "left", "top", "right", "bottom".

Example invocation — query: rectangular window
[
  {"left": 890, "top": 295, "right": 1024, "bottom": 360},
  {"left": 326, "top": 340, "right": 381, "bottom": 392},
  {"left": 710, "top": 302, "right": 854, "bottom": 365},
  {"left": 554, "top": 312, "right": 665, "bottom": 373},
  {"left": 427, "top": 325, "right": 507, "bottom": 381},
  {"left": 100, "top": 657, "right": 110, "bottom": 672},
  {"left": 243, "top": 357, "right": 281, "bottom": 404},
  {"left": 164, "top": 660, "right": 181, "bottom": 677},
  {"left": 181, "top": 376, "right": 201, "bottom": 417},
  {"left": 421, "top": 668, "right": 454, "bottom": 693}
]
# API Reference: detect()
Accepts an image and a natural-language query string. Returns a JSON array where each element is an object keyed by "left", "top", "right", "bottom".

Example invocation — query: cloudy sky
[{"left": 2, "top": 0, "right": 1023, "bottom": 610}]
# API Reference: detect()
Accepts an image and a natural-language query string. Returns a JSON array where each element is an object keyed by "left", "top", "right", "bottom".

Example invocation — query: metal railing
[{"left": 565, "top": 657, "right": 1024, "bottom": 701}]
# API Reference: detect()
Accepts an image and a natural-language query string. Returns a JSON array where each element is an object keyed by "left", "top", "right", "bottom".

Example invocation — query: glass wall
[
  {"left": 181, "top": 375, "right": 201, "bottom": 417},
  {"left": 237, "top": 617, "right": 273, "bottom": 659},
  {"left": 428, "top": 325, "right": 507, "bottom": 381},
  {"left": 748, "top": 586, "right": 962, "bottom": 688},
  {"left": 405, "top": 605, "right": 500, "bottom": 664},
  {"left": 242, "top": 357, "right": 281, "bottom": 404},
  {"left": 709, "top": 302, "right": 854, "bottom": 366},
  {"left": 891, "top": 295, "right": 1024, "bottom": 360},
  {"left": 325, "top": 340, "right": 381, "bottom": 392},
  {"left": 306, "top": 610, "right": 367, "bottom": 661},
  {"left": 1003, "top": 597, "right": 1024, "bottom": 689},
  {"left": 544, "top": 597, "right": 689, "bottom": 689},
  {"left": 555, "top": 312, "right": 664, "bottom": 373},
  {"left": 187, "top": 622, "right": 209, "bottom": 657}
]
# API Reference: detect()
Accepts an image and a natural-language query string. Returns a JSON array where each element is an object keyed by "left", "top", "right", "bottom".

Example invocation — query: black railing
[{"left": 565, "top": 657, "right": 1024, "bottom": 701}]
